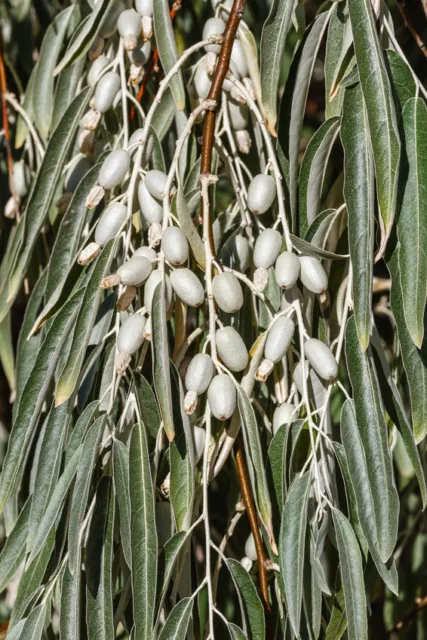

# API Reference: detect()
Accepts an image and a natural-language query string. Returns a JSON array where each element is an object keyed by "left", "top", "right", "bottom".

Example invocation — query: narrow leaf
[
  {"left": 228, "top": 559, "right": 265, "bottom": 640},
  {"left": 133, "top": 372, "right": 161, "bottom": 442},
  {"left": 175, "top": 184, "right": 205, "bottom": 270},
  {"left": 156, "top": 531, "right": 187, "bottom": 616},
  {"left": 341, "top": 83, "right": 374, "bottom": 350},
  {"left": 0, "top": 498, "right": 32, "bottom": 592},
  {"left": 60, "top": 547, "right": 82, "bottom": 640},
  {"left": 15, "top": 603, "right": 46, "bottom": 640},
  {"left": 152, "top": 281, "right": 175, "bottom": 441},
  {"left": 65, "top": 400, "right": 99, "bottom": 466},
  {"left": 153, "top": 0, "right": 185, "bottom": 110},
  {"left": 158, "top": 597, "right": 193, "bottom": 640},
  {"left": 113, "top": 439, "right": 132, "bottom": 568}
]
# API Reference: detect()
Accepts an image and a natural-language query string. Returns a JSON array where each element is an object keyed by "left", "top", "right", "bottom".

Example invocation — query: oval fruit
[
  {"left": 117, "top": 9, "right": 142, "bottom": 50},
  {"left": 117, "top": 255, "right": 152, "bottom": 286},
  {"left": 265, "top": 316, "right": 295, "bottom": 363},
  {"left": 145, "top": 169, "right": 168, "bottom": 200},
  {"left": 144, "top": 271, "right": 173, "bottom": 314},
  {"left": 304, "top": 338, "right": 338, "bottom": 381},
  {"left": 275, "top": 252, "right": 300, "bottom": 289},
  {"left": 134, "top": 246, "right": 157, "bottom": 261},
  {"left": 185, "top": 353, "right": 214, "bottom": 395},
  {"left": 299, "top": 256, "right": 328, "bottom": 294},
  {"left": 95, "top": 202, "right": 127, "bottom": 246},
  {"left": 99, "top": 149, "right": 130, "bottom": 189},
  {"left": 216, "top": 326, "right": 248, "bottom": 372},
  {"left": 253, "top": 229, "right": 282, "bottom": 269},
  {"left": 207, "top": 375, "right": 236, "bottom": 420},
  {"left": 247, "top": 174, "right": 276, "bottom": 215},
  {"left": 170, "top": 268, "right": 204, "bottom": 307},
  {"left": 203, "top": 17, "right": 226, "bottom": 53},
  {"left": 138, "top": 180, "right": 163, "bottom": 223},
  {"left": 272, "top": 402, "right": 295, "bottom": 435},
  {"left": 94, "top": 71, "right": 120, "bottom": 113},
  {"left": 212, "top": 272, "right": 244, "bottom": 313},
  {"left": 161, "top": 227, "right": 189, "bottom": 265},
  {"left": 117, "top": 313, "right": 146, "bottom": 354}
]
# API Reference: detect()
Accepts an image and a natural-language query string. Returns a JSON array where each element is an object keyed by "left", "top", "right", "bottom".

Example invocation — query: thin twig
[
  {"left": 0, "top": 36, "right": 18, "bottom": 216},
  {"left": 396, "top": 0, "right": 427, "bottom": 57},
  {"left": 385, "top": 595, "right": 427, "bottom": 636}
]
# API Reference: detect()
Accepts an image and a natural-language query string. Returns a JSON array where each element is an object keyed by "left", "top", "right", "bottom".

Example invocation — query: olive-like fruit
[
  {"left": 194, "top": 59, "right": 211, "bottom": 99},
  {"left": 117, "top": 256, "right": 152, "bottom": 286},
  {"left": 94, "top": 71, "right": 120, "bottom": 113},
  {"left": 207, "top": 375, "right": 236, "bottom": 420},
  {"left": 228, "top": 99, "right": 249, "bottom": 131},
  {"left": 265, "top": 317, "right": 295, "bottom": 363},
  {"left": 304, "top": 338, "right": 338, "bottom": 381},
  {"left": 117, "top": 313, "right": 146, "bottom": 354},
  {"left": 193, "top": 425, "right": 206, "bottom": 464},
  {"left": 95, "top": 202, "right": 127, "bottom": 246},
  {"left": 135, "top": 0, "right": 153, "bottom": 17},
  {"left": 134, "top": 246, "right": 157, "bottom": 262},
  {"left": 253, "top": 229, "right": 282, "bottom": 269},
  {"left": 244, "top": 534, "right": 257, "bottom": 562},
  {"left": 144, "top": 271, "right": 173, "bottom": 314},
  {"left": 161, "top": 227, "right": 189, "bottom": 265},
  {"left": 99, "top": 149, "right": 130, "bottom": 189},
  {"left": 87, "top": 55, "right": 110, "bottom": 85},
  {"left": 203, "top": 18, "right": 226, "bottom": 53},
  {"left": 247, "top": 174, "right": 276, "bottom": 215},
  {"left": 170, "top": 268, "right": 204, "bottom": 307},
  {"left": 117, "top": 9, "right": 142, "bottom": 51},
  {"left": 185, "top": 353, "right": 214, "bottom": 395},
  {"left": 231, "top": 40, "right": 248, "bottom": 79},
  {"left": 216, "top": 326, "right": 248, "bottom": 372},
  {"left": 272, "top": 403, "right": 295, "bottom": 435},
  {"left": 138, "top": 181, "right": 163, "bottom": 223},
  {"left": 145, "top": 169, "right": 168, "bottom": 200},
  {"left": 212, "top": 272, "right": 244, "bottom": 313},
  {"left": 299, "top": 256, "right": 328, "bottom": 294},
  {"left": 275, "top": 252, "right": 300, "bottom": 290}
]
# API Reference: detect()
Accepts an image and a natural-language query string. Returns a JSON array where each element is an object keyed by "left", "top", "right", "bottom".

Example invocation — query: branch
[
  {"left": 0, "top": 35, "right": 18, "bottom": 216},
  {"left": 396, "top": 0, "right": 427, "bottom": 58},
  {"left": 386, "top": 595, "right": 427, "bottom": 636}
]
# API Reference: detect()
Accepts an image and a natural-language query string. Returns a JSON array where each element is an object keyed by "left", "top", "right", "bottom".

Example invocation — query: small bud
[
  {"left": 216, "top": 326, "right": 248, "bottom": 372},
  {"left": 99, "top": 149, "right": 130, "bottom": 189},
  {"left": 185, "top": 353, "right": 214, "bottom": 395},
  {"left": 253, "top": 266, "right": 269, "bottom": 292},
  {"left": 129, "top": 63, "right": 145, "bottom": 86},
  {"left": 236, "top": 129, "right": 251, "bottom": 154},
  {"left": 184, "top": 390, "right": 198, "bottom": 415},
  {"left": 78, "top": 242, "right": 101, "bottom": 265},
  {"left": 244, "top": 533, "right": 258, "bottom": 562},
  {"left": 203, "top": 18, "right": 226, "bottom": 54},
  {"left": 170, "top": 268, "right": 204, "bottom": 307},
  {"left": 272, "top": 402, "right": 295, "bottom": 435},
  {"left": 212, "top": 272, "right": 244, "bottom": 313},
  {"left": 254, "top": 228, "right": 282, "bottom": 269},
  {"left": 304, "top": 338, "right": 338, "bottom": 382},
  {"left": 78, "top": 129, "right": 95, "bottom": 154},
  {"left": 117, "top": 9, "right": 142, "bottom": 51},
  {"left": 148, "top": 221, "right": 162, "bottom": 246},
  {"left": 80, "top": 109, "right": 101, "bottom": 131},
  {"left": 208, "top": 374, "right": 236, "bottom": 420},
  {"left": 85, "top": 185, "right": 105, "bottom": 209},
  {"left": 247, "top": 174, "right": 276, "bottom": 215},
  {"left": 161, "top": 472, "right": 170, "bottom": 498},
  {"left": 88, "top": 35, "right": 104, "bottom": 61},
  {"left": 141, "top": 15, "right": 153, "bottom": 40},
  {"left": 255, "top": 358, "right": 274, "bottom": 382},
  {"left": 299, "top": 256, "right": 328, "bottom": 294},
  {"left": 115, "top": 351, "right": 131, "bottom": 375},
  {"left": 117, "top": 286, "right": 137, "bottom": 311},
  {"left": 161, "top": 226, "right": 189, "bottom": 265},
  {"left": 275, "top": 252, "right": 300, "bottom": 290}
]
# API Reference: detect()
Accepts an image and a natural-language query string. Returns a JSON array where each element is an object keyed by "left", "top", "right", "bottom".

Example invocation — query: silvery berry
[
  {"left": 99, "top": 149, "right": 130, "bottom": 189},
  {"left": 254, "top": 229, "right": 282, "bottom": 269},
  {"left": 161, "top": 226, "right": 189, "bottom": 265},
  {"left": 117, "top": 9, "right": 142, "bottom": 51},
  {"left": 275, "top": 251, "right": 300, "bottom": 290},
  {"left": 244, "top": 534, "right": 257, "bottom": 562},
  {"left": 241, "top": 557, "right": 253, "bottom": 573},
  {"left": 12, "top": 160, "right": 31, "bottom": 198},
  {"left": 87, "top": 55, "right": 110, "bottom": 85},
  {"left": 94, "top": 71, "right": 120, "bottom": 113},
  {"left": 170, "top": 268, "right": 204, "bottom": 307},
  {"left": 203, "top": 18, "right": 225, "bottom": 53},
  {"left": 256, "top": 316, "right": 295, "bottom": 381},
  {"left": 95, "top": 202, "right": 127, "bottom": 246},
  {"left": 304, "top": 338, "right": 338, "bottom": 381},
  {"left": 228, "top": 100, "right": 249, "bottom": 131},
  {"left": 272, "top": 403, "right": 295, "bottom": 435},
  {"left": 116, "top": 313, "right": 146, "bottom": 373},
  {"left": 193, "top": 425, "right": 206, "bottom": 464},
  {"left": 134, "top": 246, "right": 157, "bottom": 262},
  {"left": 299, "top": 256, "right": 328, "bottom": 294},
  {"left": 144, "top": 271, "right": 173, "bottom": 315},
  {"left": 194, "top": 60, "right": 211, "bottom": 100},
  {"left": 184, "top": 353, "right": 214, "bottom": 415},
  {"left": 135, "top": 0, "right": 153, "bottom": 17},
  {"left": 216, "top": 326, "right": 248, "bottom": 372},
  {"left": 138, "top": 181, "right": 163, "bottom": 223},
  {"left": 212, "top": 272, "right": 244, "bottom": 313},
  {"left": 207, "top": 375, "right": 236, "bottom": 421},
  {"left": 247, "top": 174, "right": 276, "bottom": 215},
  {"left": 116, "top": 255, "right": 152, "bottom": 286},
  {"left": 145, "top": 169, "right": 169, "bottom": 200},
  {"left": 231, "top": 40, "right": 248, "bottom": 78}
]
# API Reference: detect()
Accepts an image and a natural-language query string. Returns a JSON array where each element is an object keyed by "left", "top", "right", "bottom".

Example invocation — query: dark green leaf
[
  {"left": 158, "top": 597, "right": 193, "bottom": 640},
  {"left": 152, "top": 281, "right": 175, "bottom": 441},
  {"left": 113, "top": 439, "right": 132, "bottom": 568},
  {"left": 65, "top": 401, "right": 99, "bottom": 466},
  {"left": 156, "top": 531, "right": 187, "bottom": 617},
  {"left": 228, "top": 558, "right": 265, "bottom": 640},
  {"left": 60, "top": 547, "right": 82, "bottom": 640},
  {"left": 0, "top": 498, "right": 32, "bottom": 592},
  {"left": 153, "top": 0, "right": 185, "bottom": 110},
  {"left": 385, "top": 49, "right": 417, "bottom": 111},
  {"left": 133, "top": 372, "right": 161, "bottom": 442}
]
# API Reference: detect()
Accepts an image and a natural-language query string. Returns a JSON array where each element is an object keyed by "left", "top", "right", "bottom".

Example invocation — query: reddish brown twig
[
  {"left": 129, "top": 1, "right": 182, "bottom": 122},
  {"left": 0, "top": 36, "right": 18, "bottom": 215},
  {"left": 385, "top": 595, "right": 427, "bottom": 636},
  {"left": 396, "top": 0, "right": 427, "bottom": 58}
]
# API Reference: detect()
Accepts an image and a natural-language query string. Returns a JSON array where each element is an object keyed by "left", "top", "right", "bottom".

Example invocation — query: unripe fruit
[
  {"left": 275, "top": 252, "right": 300, "bottom": 290},
  {"left": 99, "top": 149, "right": 130, "bottom": 189},
  {"left": 241, "top": 556, "right": 253, "bottom": 573},
  {"left": 117, "top": 313, "right": 146, "bottom": 354},
  {"left": 265, "top": 317, "right": 295, "bottom": 362},
  {"left": 228, "top": 100, "right": 249, "bottom": 131},
  {"left": 272, "top": 403, "right": 295, "bottom": 435},
  {"left": 117, "top": 9, "right": 142, "bottom": 50},
  {"left": 12, "top": 160, "right": 31, "bottom": 198},
  {"left": 194, "top": 60, "right": 211, "bottom": 99},
  {"left": 138, "top": 181, "right": 163, "bottom": 223},
  {"left": 193, "top": 426, "right": 206, "bottom": 464},
  {"left": 253, "top": 267, "right": 269, "bottom": 292},
  {"left": 135, "top": 0, "right": 153, "bottom": 16},
  {"left": 94, "top": 71, "right": 120, "bottom": 113},
  {"left": 220, "top": 235, "right": 251, "bottom": 272},
  {"left": 99, "top": 1, "right": 125, "bottom": 38},
  {"left": 128, "top": 38, "right": 151, "bottom": 65},
  {"left": 304, "top": 338, "right": 338, "bottom": 381},
  {"left": 253, "top": 229, "right": 282, "bottom": 269},
  {"left": 244, "top": 534, "right": 257, "bottom": 562},
  {"left": 185, "top": 353, "right": 214, "bottom": 395},
  {"left": 203, "top": 18, "right": 226, "bottom": 53},
  {"left": 216, "top": 327, "right": 248, "bottom": 372},
  {"left": 144, "top": 271, "right": 173, "bottom": 315},
  {"left": 117, "top": 256, "right": 152, "bottom": 286},
  {"left": 208, "top": 375, "right": 236, "bottom": 420},
  {"left": 128, "top": 128, "right": 154, "bottom": 164},
  {"left": 247, "top": 174, "right": 276, "bottom": 215},
  {"left": 170, "top": 268, "right": 204, "bottom": 307},
  {"left": 212, "top": 272, "right": 244, "bottom": 313},
  {"left": 235, "top": 129, "right": 251, "bottom": 154},
  {"left": 231, "top": 40, "right": 248, "bottom": 79},
  {"left": 87, "top": 55, "right": 110, "bottom": 85},
  {"left": 293, "top": 360, "right": 309, "bottom": 396},
  {"left": 134, "top": 246, "right": 157, "bottom": 261},
  {"left": 161, "top": 227, "right": 189, "bottom": 265},
  {"left": 95, "top": 202, "right": 127, "bottom": 246},
  {"left": 155, "top": 501, "right": 172, "bottom": 548},
  {"left": 145, "top": 169, "right": 168, "bottom": 200},
  {"left": 64, "top": 156, "right": 92, "bottom": 193},
  {"left": 299, "top": 256, "right": 328, "bottom": 294}
]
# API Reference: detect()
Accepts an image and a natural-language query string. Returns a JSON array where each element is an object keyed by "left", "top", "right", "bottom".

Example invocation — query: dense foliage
[{"left": 1, "top": 0, "right": 427, "bottom": 638}]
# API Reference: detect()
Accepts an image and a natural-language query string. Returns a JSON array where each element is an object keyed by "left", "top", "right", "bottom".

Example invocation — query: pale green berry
[
  {"left": 193, "top": 426, "right": 206, "bottom": 464},
  {"left": 170, "top": 268, "right": 204, "bottom": 307},
  {"left": 208, "top": 375, "right": 236, "bottom": 420},
  {"left": 203, "top": 18, "right": 226, "bottom": 53},
  {"left": 117, "top": 256, "right": 152, "bottom": 286},
  {"left": 228, "top": 99, "right": 249, "bottom": 130},
  {"left": 241, "top": 556, "right": 253, "bottom": 572},
  {"left": 94, "top": 71, "right": 120, "bottom": 113},
  {"left": 265, "top": 316, "right": 295, "bottom": 362},
  {"left": 134, "top": 246, "right": 157, "bottom": 261},
  {"left": 247, "top": 174, "right": 276, "bottom": 215},
  {"left": 12, "top": 160, "right": 31, "bottom": 198},
  {"left": 194, "top": 60, "right": 211, "bottom": 99},
  {"left": 185, "top": 353, "right": 214, "bottom": 395},
  {"left": 117, "top": 9, "right": 142, "bottom": 50},
  {"left": 99, "top": 149, "right": 130, "bottom": 189},
  {"left": 144, "top": 271, "right": 173, "bottom": 314},
  {"left": 299, "top": 256, "right": 328, "bottom": 294},
  {"left": 95, "top": 202, "right": 127, "bottom": 246},
  {"left": 145, "top": 169, "right": 168, "bottom": 200},
  {"left": 216, "top": 326, "right": 248, "bottom": 372},
  {"left": 231, "top": 40, "right": 248, "bottom": 78},
  {"left": 87, "top": 55, "right": 110, "bottom": 85},
  {"left": 304, "top": 338, "right": 337, "bottom": 381},
  {"left": 138, "top": 180, "right": 163, "bottom": 223},
  {"left": 275, "top": 252, "right": 300, "bottom": 289},
  {"left": 128, "top": 38, "right": 151, "bottom": 65},
  {"left": 117, "top": 313, "right": 146, "bottom": 354},
  {"left": 272, "top": 403, "right": 295, "bottom": 435},
  {"left": 212, "top": 272, "right": 244, "bottom": 313},
  {"left": 253, "top": 229, "right": 282, "bottom": 269},
  {"left": 128, "top": 128, "right": 154, "bottom": 164},
  {"left": 161, "top": 227, "right": 189, "bottom": 265},
  {"left": 244, "top": 534, "right": 257, "bottom": 562},
  {"left": 135, "top": 0, "right": 153, "bottom": 17}
]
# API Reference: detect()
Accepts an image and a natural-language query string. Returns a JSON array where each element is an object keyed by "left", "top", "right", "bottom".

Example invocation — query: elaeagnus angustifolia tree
[{"left": 1, "top": 0, "right": 427, "bottom": 637}]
